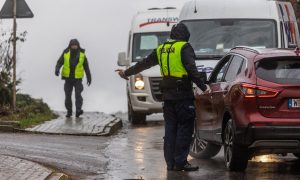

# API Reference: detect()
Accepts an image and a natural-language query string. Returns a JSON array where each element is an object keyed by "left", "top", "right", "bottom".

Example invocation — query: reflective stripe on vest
[
  {"left": 156, "top": 41, "right": 188, "bottom": 78},
  {"left": 62, "top": 51, "right": 85, "bottom": 79}
]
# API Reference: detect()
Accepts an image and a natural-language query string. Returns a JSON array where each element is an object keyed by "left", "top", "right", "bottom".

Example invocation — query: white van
[
  {"left": 118, "top": 8, "right": 180, "bottom": 124},
  {"left": 180, "top": 0, "right": 300, "bottom": 75}
]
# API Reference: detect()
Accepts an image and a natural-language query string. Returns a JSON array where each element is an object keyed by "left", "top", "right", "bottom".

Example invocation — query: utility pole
[
  {"left": 12, "top": 0, "right": 17, "bottom": 111},
  {"left": 0, "top": 0, "right": 34, "bottom": 111}
]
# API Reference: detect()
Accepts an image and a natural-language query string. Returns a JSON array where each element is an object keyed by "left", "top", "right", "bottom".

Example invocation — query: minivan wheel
[
  {"left": 224, "top": 119, "right": 248, "bottom": 171},
  {"left": 128, "top": 100, "right": 146, "bottom": 124},
  {"left": 190, "top": 131, "right": 221, "bottom": 159}
]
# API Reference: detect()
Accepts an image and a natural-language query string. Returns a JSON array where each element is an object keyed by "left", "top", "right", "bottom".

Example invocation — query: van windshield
[
  {"left": 133, "top": 32, "right": 170, "bottom": 62},
  {"left": 184, "top": 19, "right": 277, "bottom": 59}
]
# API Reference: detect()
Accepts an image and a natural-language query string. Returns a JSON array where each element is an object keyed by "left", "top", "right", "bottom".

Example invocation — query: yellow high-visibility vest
[
  {"left": 62, "top": 51, "right": 85, "bottom": 79},
  {"left": 156, "top": 41, "right": 188, "bottom": 78}
]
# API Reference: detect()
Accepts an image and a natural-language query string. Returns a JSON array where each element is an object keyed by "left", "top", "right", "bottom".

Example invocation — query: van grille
[{"left": 149, "top": 77, "right": 163, "bottom": 102}]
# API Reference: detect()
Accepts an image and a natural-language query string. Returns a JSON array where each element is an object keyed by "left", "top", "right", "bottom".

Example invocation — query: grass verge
[{"left": 0, "top": 94, "right": 58, "bottom": 129}]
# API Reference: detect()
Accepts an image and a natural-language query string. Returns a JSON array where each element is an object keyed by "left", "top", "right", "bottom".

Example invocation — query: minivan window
[
  {"left": 133, "top": 32, "right": 170, "bottom": 62},
  {"left": 256, "top": 58, "right": 300, "bottom": 84},
  {"left": 225, "top": 56, "right": 244, "bottom": 82},
  {"left": 183, "top": 20, "right": 277, "bottom": 59}
]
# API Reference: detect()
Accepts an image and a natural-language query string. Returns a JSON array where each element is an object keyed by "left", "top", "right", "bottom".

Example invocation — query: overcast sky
[{"left": 0, "top": 0, "right": 187, "bottom": 113}]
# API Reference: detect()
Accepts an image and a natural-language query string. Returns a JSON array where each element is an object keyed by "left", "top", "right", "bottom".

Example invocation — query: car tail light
[{"left": 240, "top": 84, "right": 279, "bottom": 98}]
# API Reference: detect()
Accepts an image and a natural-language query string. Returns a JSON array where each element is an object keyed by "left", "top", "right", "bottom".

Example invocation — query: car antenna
[{"left": 194, "top": 0, "right": 198, "bottom": 13}]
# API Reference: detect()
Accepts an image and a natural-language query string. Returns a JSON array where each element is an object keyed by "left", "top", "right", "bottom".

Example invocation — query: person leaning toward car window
[
  {"left": 55, "top": 39, "right": 92, "bottom": 118},
  {"left": 116, "top": 23, "right": 210, "bottom": 172}
]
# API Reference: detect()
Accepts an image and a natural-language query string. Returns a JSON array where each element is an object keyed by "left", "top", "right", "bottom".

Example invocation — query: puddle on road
[
  {"left": 251, "top": 155, "right": 283, "bottom": 163},
  {"left": 107, "top": 114, "right": 300, "bottom": 179},
  {"left": 104, "top": 117, "right": 167, "bottom": 180}
]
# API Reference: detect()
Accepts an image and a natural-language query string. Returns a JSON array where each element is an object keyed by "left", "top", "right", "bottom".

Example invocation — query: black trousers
[
  {"left": 163, "top": 99, "right": 195, "bottom": 168},
  {"left": 64, "top": 79, "right": 83, "bottom": 113}
]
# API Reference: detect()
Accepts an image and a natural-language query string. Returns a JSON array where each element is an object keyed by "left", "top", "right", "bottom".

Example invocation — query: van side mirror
[
  {"left": 199, "top": 72, "right": 208, "bottom": 84},
  {"left": 117, "top": 52, "right": 130, "bottom": 66}
]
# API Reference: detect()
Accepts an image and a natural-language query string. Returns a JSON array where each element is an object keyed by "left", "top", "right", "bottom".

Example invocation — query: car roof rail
[
  {"left": 148, "top": 8, "right": 161, "bottom": 10},
  {"left": 148, "top": 7, "right": 176, "bottom": 10},
  {"left": 230, "top": 46, "right": 261, "bottom": 54},
  {"left": 164, "top": 7, "right": 176, "bottom": 10}
]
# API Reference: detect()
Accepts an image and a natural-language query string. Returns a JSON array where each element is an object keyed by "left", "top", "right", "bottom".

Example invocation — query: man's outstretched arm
[
  {"left": 116, "top": 50, "right": 159, "bottom": 80},
  {"left": 181, "top": 44, "right": 208, "bottom": 92}
]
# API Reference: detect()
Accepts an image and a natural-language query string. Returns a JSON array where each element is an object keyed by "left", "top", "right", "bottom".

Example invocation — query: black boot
[
  {"left": 66, "top": 112, "right": 72, "bottom": 118},
  {"left": 167, "top": 165, "right": 174, "bottom": 171},
  {"left": 76, "top": 110, "right": 83, "bottom": 118},
  {"left": 174, "top": 162, "right": 199, "bottom": 171}
]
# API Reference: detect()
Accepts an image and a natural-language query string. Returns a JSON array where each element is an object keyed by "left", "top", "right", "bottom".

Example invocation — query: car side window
[
  {"left": 210, "top": 55, "right": 231, "bottom": 83},
  {"left": 224, "top": 56, "right": 245, "bottom": 82},
  {"left": 216, "top": 62, "right": 230, "bottom": 82}
]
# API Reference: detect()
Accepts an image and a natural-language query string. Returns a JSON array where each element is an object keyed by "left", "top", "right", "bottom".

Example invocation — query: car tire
[
  {"left": 224, "top": 119, "right": 248, "bottom": 171},
  {"left": 128, "top": 99, "right": 146, "bottom": 124},
  {"left": 190, "top": 131, "right": 221, "bottom": 159}
]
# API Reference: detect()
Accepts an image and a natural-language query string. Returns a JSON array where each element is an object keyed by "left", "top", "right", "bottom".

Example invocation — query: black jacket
[
  {"left": 55, "top": 48, "right": 92, "bottom": 82},
  {"left": 125, "top": 43, "right": 207, "bottom": 100}
]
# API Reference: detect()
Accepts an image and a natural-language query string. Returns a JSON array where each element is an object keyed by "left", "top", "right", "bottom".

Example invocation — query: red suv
[{"left": 190, "top": 47, "right": 300, "bottom": 171}]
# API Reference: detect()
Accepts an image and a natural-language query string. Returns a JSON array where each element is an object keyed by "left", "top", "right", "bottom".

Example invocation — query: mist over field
[{"left": 0, "top": 0, "right": 186, "bottom": 113}]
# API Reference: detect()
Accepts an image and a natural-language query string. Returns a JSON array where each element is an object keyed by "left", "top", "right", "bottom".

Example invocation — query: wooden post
[{"left": 12, "top": 0, "right": 17, "bottom": 111}]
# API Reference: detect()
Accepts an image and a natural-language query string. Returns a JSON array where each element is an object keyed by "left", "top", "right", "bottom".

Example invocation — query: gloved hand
[
  {"left": 87, "top": 79, "right": 92, "bottom": 86},
  {"left": 55, "top": 70, "right": 60, "bottom": 77},
  {"left": 115, "top": 69, "right": 129, "bottom": 80}
]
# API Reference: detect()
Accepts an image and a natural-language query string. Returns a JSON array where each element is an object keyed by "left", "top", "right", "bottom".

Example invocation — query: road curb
[
  {"left": 47, "top": 173, "right": 70, "bottom": 180},
  {"left": 1, "top": 113, "right": 123, "bottom": 136},
  {"left": 0, "top": 155, "right": 56, "bottom": 180},
  {"left": 99, "top": 117, "right": 123, "bottom": 136},
  {"left": 15, "top": 117, "right": 123, "bottom": 136},
  {"left": 0, "top": 125, "right": 15, "bottom": 132},
  {"left": 0, "top": 121, "right": 20, "bottom": 132}
]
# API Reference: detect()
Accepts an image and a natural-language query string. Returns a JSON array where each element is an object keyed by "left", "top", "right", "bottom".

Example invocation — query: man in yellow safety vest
[
  {"left": 55, "top": 39, "right": 92, "bottom": 118},
  {"left": 116, "top": 23, "right": 209, "bottom": 171}
]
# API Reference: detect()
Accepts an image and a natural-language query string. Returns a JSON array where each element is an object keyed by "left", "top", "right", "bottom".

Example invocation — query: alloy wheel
[
  {"left": 191, "top": 133, "right": 208, "bottom": 154},
  {"left": 224, "top": 123, "right": 233, "bottom": 167}
]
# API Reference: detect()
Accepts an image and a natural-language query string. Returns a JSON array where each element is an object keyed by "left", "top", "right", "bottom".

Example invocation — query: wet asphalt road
[{"left": 1, "top": 114, "right": 300, "bottom": 179}]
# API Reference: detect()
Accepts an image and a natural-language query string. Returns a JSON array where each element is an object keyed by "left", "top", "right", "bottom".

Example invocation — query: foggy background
[{"left": 0, "top": 0, "right": 187, "bottom": 113}]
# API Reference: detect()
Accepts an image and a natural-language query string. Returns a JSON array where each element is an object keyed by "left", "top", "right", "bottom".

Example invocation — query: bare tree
[{"left": 0, "top": 20, "right": 26, "bottom": 111}]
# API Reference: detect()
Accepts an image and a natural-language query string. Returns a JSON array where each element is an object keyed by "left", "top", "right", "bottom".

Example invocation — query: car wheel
[
  {"left": 128, "top": 99, "right": 146, "bottom": 124},
  {"left": 224, "top": 119, "right": 248, "bottom": 171},
  {"left": 190, "top": 131, "right": 221, "bottom": 159}
]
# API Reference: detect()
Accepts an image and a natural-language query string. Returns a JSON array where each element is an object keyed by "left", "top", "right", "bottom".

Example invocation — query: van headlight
[{"left": 134, "top": 74, "right": 145, "bottom": 90}]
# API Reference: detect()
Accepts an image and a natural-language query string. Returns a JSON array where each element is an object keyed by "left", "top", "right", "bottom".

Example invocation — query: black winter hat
[{"left": 170, "top": 23, "right": 190, "bottom": 42}]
